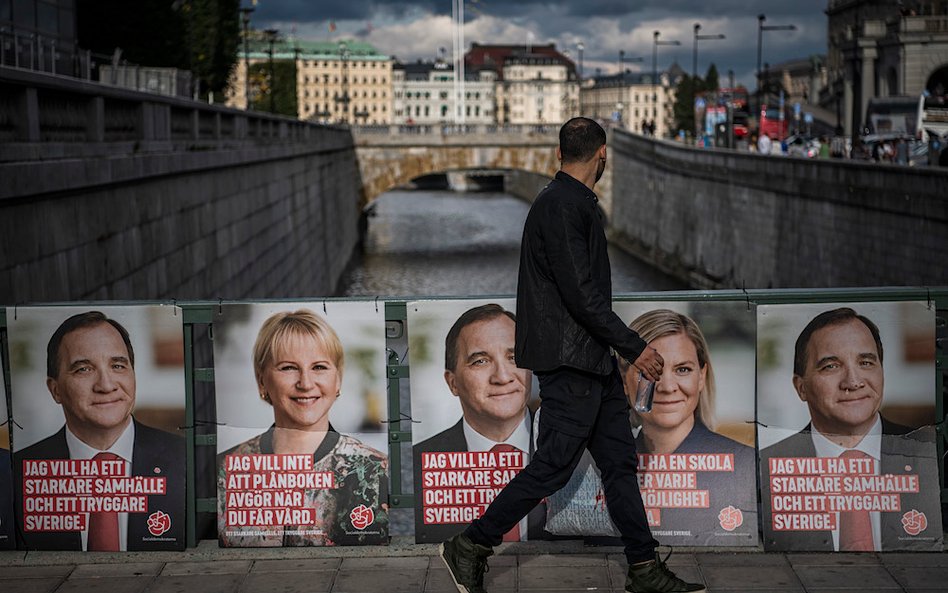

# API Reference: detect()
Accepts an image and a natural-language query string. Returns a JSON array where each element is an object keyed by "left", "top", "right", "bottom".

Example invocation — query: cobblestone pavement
[{"left": 1, "top": 538, "right": 947, "bottom": 592}]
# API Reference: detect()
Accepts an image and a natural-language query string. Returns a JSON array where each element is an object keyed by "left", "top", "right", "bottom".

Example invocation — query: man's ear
[
  {"left": 792, "top": 375, "right": 807, "bottom": 402},
  {"left": 444, "top": 370, "right": 459, "bottom": 397},
  {"left": 555, "top": 146, "right": 562, "bottom": 161},
  {"left": 598, "top": 144, "right": 607, "bottom": 160},
  {"left": 47, "top": 377, "right": 62, "bottom": 404}
]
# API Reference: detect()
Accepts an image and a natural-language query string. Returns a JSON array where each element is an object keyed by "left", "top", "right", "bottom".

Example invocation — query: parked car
[{"left": 783, "top": 134, "right": 821, "bottom": 158}]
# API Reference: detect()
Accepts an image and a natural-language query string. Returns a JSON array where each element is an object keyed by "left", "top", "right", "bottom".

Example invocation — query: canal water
[{"left": 338, "top": 189, "right": 686, "bottom": 297}]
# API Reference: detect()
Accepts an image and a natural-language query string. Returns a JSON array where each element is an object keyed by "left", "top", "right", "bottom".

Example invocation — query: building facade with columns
[
  {"left": 825, "top": 0, "right": 948, "bottom": 136},
  {"left": 464, "top": 44, "right": 580, "bottom": 125},
  {"left": 580, "top": 68, "right": 680, "bottom": 138},
  {"left": 226, "top": 38, "right": 393, "bottom": 125},
  {"left": 391, "top": 60, "right": 496, "bottom": 124}
]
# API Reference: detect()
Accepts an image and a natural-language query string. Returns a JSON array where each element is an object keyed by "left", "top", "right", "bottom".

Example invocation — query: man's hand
[{"left": 633, "top": 347, "right": 664, "bottom": 382}]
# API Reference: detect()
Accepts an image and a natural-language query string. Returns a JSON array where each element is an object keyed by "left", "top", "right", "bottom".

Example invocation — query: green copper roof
[{"left": 240, "top": 37, "right": 389, "bottom": 60}]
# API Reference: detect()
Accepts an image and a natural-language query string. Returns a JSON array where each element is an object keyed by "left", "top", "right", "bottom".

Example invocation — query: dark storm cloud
[
  {"left": 253, "top": 0, "right": 824, "bottom": 23},
  {"left": 252, "top": 0, "right": 829, "bottom": 85}
]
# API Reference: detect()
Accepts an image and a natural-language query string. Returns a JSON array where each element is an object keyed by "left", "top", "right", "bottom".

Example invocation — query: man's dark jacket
[{"left": 516, "top": 171, "right": 647, "bottom": 374}]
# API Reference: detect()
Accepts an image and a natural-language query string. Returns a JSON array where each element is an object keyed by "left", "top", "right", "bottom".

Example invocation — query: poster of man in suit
[
  {"left": 7, "top": 306, "right": 186, "bottom": 551},
  {"left": 409, "top": 299, "right": 541, "bottom": 544},
  {"left": 757, "top": 301, "right": 942, "bottom": 551}
]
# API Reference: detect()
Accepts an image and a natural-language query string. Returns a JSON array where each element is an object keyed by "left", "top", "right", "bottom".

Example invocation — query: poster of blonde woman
[
  {"left": 543, "top": 300, "right": 759, "bottom": 547},
  {"left": 212, "top": 301, "right": 388, "bottom": 547}
]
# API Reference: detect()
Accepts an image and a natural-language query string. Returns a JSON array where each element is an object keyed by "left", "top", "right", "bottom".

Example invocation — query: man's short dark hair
[
  {"left": 559, "top": 117, "right": 606, "bottom": 163},
  {"left": 47, "top": 311, "right": 135, "bottom": 379},
  {"left": 793, "top": 307, "right": 884, "bottom": 377},
  {"left": 444, "top": 304, "right": 516, "bottom": 371}
]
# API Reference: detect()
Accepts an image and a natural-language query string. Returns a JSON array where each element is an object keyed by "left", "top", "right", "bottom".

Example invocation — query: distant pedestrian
[
  {"left": 758, "top": 133, "right": 773, "bottom": 155},
  {"left": 895, "top": 138, "right": 909, "bottom": 165},
  {"left": 818, "top": 136, "right": 830, "bottom": 159},
  {"left": 438, "top": 117, "right": 705, "bottom": 593}
]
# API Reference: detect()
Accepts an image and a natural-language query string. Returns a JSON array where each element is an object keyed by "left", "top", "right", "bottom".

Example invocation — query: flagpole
[{"left": 459, "top": 0, "right": 465, "bottom": 125}]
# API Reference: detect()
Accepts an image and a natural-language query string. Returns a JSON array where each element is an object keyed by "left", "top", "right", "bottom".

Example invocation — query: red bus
[{"left": 759, "top": 104, "right": 789, "bottom": 140}]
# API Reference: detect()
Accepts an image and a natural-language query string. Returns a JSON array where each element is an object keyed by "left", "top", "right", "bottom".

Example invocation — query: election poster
[
  {"left": 7, "top": 305, "right": 186, "bottom": 551},
  {"left": 212, "top": 301, "right": 388, "bottom": 547},
  {"left": 758, "top": 301, "right": 942, "bottom": 551},
  {"left": 543, "top": 301, "right": 759, "bottom": 547},
  {"left": 1, "top": 369, "right": 14, "bottom": 549},
  {"left": 408, "top": 299, "right": 539, "bottom": 543}
]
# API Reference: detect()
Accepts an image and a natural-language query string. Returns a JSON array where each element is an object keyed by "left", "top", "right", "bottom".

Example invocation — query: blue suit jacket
[{"left": 13, "top": 419, "right": 185, "bottom": 551}]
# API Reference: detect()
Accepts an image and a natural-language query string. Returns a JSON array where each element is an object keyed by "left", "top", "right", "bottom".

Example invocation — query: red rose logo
[
  {"left": 718, "top": 506, "right": 743, "bottom": 532},
  {"left": 350, "top": 504, "right": 374, "bottom": 530},
  {"left": 147, "top": 510, "right": 172, "bottom": 536},
  {"left": 901, "top": 510, "right": 928, "bottom": 536}
]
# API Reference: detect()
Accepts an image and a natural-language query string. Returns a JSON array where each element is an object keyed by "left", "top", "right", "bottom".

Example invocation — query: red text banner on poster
[
  {"left": 636, "top": 453, "right": 732, "bottom": 523},
  {"left": 420, "top": 451, "right": 524, "bottom": 525},
  {"left": 21, "top": 459, "right": 164, "bottom": 532},
  {"left": 225, "top": 454, "right": 335, "bottom": 527},
  {"left": 768, "top": 456, "right": 920, "bottom": 531}
]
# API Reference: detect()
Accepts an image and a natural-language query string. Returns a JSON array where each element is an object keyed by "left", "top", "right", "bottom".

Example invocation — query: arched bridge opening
[{"left": 350, "top": 125, "right": 560, "bottom": 207}]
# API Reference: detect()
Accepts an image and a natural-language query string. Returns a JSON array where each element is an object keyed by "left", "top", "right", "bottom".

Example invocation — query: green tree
[
  {"left": 702, "top": 64, "right": 720, "bottom": 94},
  {"left": 250, "top": 61, "right": 298, "bottom": 117},
  {"left": 673, "top": 74, "right": 697, "bottom": 136},
  {"left": 76, "top": 0, "right": 239, "bottom": 99}
]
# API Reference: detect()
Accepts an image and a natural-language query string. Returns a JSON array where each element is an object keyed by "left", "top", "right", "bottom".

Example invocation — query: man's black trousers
[{"left": 465, "top": 359, "right": 659, "bottom": 564}]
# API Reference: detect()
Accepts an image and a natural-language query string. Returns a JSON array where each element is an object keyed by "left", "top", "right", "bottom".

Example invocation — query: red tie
[
  {"left": 490, "top": 444, "right": 523, "bottom": 542},
  {"left": 87, "top": 452, "right": 122, "bottom": 551},
  {"left": 838, "top": 450, "right": 873, "bottom": 551}
]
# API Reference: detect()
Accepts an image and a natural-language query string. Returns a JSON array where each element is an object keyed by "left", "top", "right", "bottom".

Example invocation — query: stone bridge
[{"left": 351, "top": 125, "right": 559, "bottom": 207}]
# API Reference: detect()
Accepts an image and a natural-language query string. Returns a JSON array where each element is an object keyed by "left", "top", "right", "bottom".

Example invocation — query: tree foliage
[
  {"left": 76, "top": 0, "right": 239, "bottom": 99},
  {"left": 250, "top": 61, "right": 298, "bottom": 117},
  {"left": 673, "top": 64, "right": 721, "bottom": 137}
]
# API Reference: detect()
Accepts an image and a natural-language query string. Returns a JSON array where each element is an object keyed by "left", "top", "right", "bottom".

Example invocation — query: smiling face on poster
[
  {"left": 6, "top": 305, "right": 185, "bottom": 551},
  {"left": 542, "top": 301, "right": 759, "bottom": 547},
  {"left": 757, "top": 301, "right": 942, "bottom": 552},
  {"left": 212, "top": 302, "right": 388, "bottom": 547},
  {"left": 408, "top": 299, "right": 537, "bottom": 543}
]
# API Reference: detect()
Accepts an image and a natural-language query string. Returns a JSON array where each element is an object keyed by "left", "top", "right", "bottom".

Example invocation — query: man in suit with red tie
[
  {"left": 760, "top": 307, "right": 941, "bottom": 552},
  {"left": 413, "top": 304, "right": 538, "bottom": 544},
  {"left": 14, "top": 311, "right": 184, "bottom": 551}
]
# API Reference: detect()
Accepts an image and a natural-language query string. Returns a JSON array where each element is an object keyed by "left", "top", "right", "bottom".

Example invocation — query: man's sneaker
[
  {"left": 439, "top": 533, "right": 494, "bottom": 593},
  {"left": 626, "top": 551, "right": 706, "bottom": 593}
]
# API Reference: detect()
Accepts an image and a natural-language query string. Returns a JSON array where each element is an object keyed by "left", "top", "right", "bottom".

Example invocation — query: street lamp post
[
  {"left": 653, "top": 31, "right": 681, "bottom": 89},
  {"left": 239, "top": 5, "right": 254, "bottom": 110},
  {"left": 577, "top": 41, "right": 584, "bottom": 80},
  {"left": 756, "top": 14, "right": 796, "bottom": 121},
  {"left": 337, "top": 41, "right": 350, "bottom": 124},
  {"left": 264, "top": 28, "right": 278, "bottom": 113},
  {"left": 692, "top": 22, "right": 725, "bottom": 84}
]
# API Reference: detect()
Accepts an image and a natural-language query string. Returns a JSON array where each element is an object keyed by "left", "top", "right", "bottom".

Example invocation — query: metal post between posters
[{"left": 385, "top": 301, "right": 413, "bottom": 508}]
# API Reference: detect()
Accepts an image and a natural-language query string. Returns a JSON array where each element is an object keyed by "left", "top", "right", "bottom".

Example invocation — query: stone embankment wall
[{"left": 609, "top": 130, "right": 948, "bottom": 289}]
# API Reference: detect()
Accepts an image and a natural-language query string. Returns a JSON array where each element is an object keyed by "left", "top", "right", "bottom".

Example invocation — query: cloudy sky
[{"left": 248, "top": 0, "right": 829, "bottom": 86}]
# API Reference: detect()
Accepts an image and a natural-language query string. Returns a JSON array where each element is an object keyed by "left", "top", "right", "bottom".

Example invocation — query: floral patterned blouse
[{"left": 217, "top": 426, "right": 388, "bottom": 547}]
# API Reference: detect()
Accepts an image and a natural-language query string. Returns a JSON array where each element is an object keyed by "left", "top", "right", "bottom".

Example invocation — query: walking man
[{"left": 440, "top": 117, "right": 705, "bottom": 593}]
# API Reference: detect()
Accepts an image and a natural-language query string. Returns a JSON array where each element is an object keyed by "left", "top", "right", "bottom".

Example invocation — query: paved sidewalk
[{"left": 1, "top": 538, "right": 947, "bottom": 592}]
